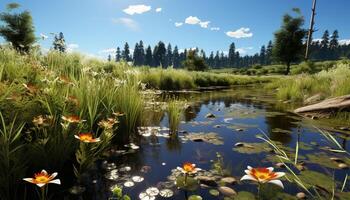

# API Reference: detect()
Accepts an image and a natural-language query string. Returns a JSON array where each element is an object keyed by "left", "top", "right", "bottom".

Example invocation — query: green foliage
[
  {"left": 272, "top": 9, "right": 306, "bottom": 74},
  {"left": 183, "top": 50, "right": 208, "bottom": 71},
  {"left": 0, "top": 113, "right": 27, "bottom": 200},
  {"left": 0, "top": 3, "right": 36, "bottom": 53},
  {"left": 111, "top": 185, "right": 131, "bottom": 200}
]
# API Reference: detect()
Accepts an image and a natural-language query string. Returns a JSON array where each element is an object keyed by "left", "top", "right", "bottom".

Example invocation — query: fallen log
[{"left": 294, "top": 95, "right": 350, "bottom": 114}]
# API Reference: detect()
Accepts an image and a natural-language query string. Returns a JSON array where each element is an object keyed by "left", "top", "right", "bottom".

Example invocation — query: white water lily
[
  {"left": 132, "top": 176, "right": 144, "bottom": 182},
  {"left": 240, "top": 166, "right": 286, "bottom": 188},
  {"left": 123, "top": 181, "right": 134, "bottom": 187},
  {"left": 145, "top": 187, "right": 159, "bottom": 196}
]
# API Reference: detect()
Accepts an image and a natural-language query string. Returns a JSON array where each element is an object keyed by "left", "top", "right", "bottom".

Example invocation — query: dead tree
[{"left": 305, "top": 0, "right": 317, "bottom": 60}]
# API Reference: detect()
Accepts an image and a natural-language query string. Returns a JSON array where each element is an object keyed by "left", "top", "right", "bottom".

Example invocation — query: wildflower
[
  {"left": 74, "top": 132, "right": 100, "bottom": 143},
  {"left": 98, "top": 118, "right": 118, "bottom": 129},
  {"left": 240, "top": 166, "right": 285, "bottom": 188},
  {"left": 61, "top": 115, "right": 85, "bottom": 123},
  {"left": 177, "top": 162, "right": 200, "bottom": 174},
  {"left": 23, "top": 170, "right": 61, "bottom": 187},
  {"left": 32, "top": 115, "right": 46, "bottom": 126},
  {"left": 59, "top": 75, "right": 74, "bottom": 85}
]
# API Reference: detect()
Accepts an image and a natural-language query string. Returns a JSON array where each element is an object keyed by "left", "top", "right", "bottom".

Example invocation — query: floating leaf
[
  {"left": 233, "top": 142, "right": 272, "bottom": 154},
  {"left": 234, "top": 191, "right": 256, "bottom": 200},
  {"left": 132, "top": 176, "right": 144, "bottom": 182},
  {"left": 145, "top": 187, "right": 159, "bottom": 196},
  {"left": 123, "top": 181, "right": 134, "bottom": 187},
  {"left": 209, "top": 189, "right": 220, "bottom": 196},
  {"left": 175, "top": 176, "right": 199, "bottom": 191},
  {"left": 188, "top": 195, "right": 202, "bottom": 200},
  {"left": 139, "top": 192, "right": 155, "bottom": 200}
]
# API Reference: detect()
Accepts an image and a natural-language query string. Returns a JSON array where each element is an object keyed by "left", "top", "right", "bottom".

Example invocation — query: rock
[
  {"left": 304, "top": 94, "right": 322, "bottom": 105},
  {"left": 330, "top": 157, "right": 343, "bottom": 162},
  {"left": 275, "top": 163, "right": 286, "bottom": 168},
  {"left": 339, "top": 127, "right": 350, "bottom": 131},
  {"left": 234, "top": 142, "right": 244, "bottom": 147},
  {"left": 205, "top": 113, "right": 216, "bottom": 118},
  {"left": 235, "top": 128, "right": 244, "bottom": 132},
  {"left": 196, "top": 176, "right": 217, "bottom": 187},
  {"left": 214, "top": 125, "right": 221, "bottom": 128},
  {"left": 296, "top": 192, "right": 306, "bottom": 199},
  {"left": 193, "top": 138, "right": 204, "bottom": 142},
  {"left": 220, "top": 177, "right": 236, "bottom": 184},
  {"left": 338, "top": 163, "right": 349, "bottom": 169},
  {"left": 218, "top": 186, "right": 237, "bottom": 196}
]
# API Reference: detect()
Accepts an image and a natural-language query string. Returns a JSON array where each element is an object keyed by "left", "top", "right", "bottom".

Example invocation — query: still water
[{"left": 86, "top": 88, "right": 350, "bottom": 200}]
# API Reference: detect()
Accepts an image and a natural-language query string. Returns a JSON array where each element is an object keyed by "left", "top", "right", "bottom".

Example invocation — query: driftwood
[{"left": 295, "top": 95, "right": 350, "bottom": 114}]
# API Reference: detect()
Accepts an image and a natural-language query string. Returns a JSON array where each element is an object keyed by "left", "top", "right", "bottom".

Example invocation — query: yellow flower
[
  {"left": 98, "top": 118, "right": 118, "bottom": 129},
  {"left": 74, "top": 132, "right": 101, "bottom": 143},
  {"left": 240, "top": 166, "right": 285, "bottom": 188},
  {"left": 23, "top": 170, "right": 61, "bottom": 188}
]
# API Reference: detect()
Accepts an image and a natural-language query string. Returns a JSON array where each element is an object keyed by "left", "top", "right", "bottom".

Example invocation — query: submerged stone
[{"left": 218, "top": 186, "right": 237, "bottom": 196}]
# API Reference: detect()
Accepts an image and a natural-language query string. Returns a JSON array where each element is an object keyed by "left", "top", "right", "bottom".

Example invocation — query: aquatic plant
[
  {"left": 111, "top": 185, "right": 131, "bottom": 200},
  {"left": 74, "top": 132, "right": 101, "bottom": 143},
  {"left": 23, "top": 170, "right": 60, "bottom": 200},
  {"left": 167, "top": 100, "right": 184, "bottom": 134}
]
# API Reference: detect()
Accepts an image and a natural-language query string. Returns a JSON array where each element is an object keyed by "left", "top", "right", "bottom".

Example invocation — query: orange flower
[
  {"left": 177, "top": 162, "right": 200, "bottom": 174},
  {"left": 98, "top": 118, "right": 118, "bottom": 129},
  {"left": 59, "top": 75, "right": 74, "bottom": 85},
  {"left": 23, "top": 170, "right": 61, "bottom": 187},
  {"left": 74, "top": 132, "right": 100, "bottom": 143},
  {"left": 240, "top": 166, "right": 285, "bottom": 188},
  {"left": 66, "top": 96, "right": 79, "bottom": 106},
  {"left": 61, "top": 115, "right": 85, "bottom": 123}
]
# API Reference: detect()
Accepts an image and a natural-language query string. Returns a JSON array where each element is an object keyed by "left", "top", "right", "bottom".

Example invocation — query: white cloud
[
  {"left": 210, "top": 27, "right": 220, "bottom": 31},
  {"left": 312, "top": 38, "right": 322, "bottom": 43},
  {"left": 339, "top": 39, "right": 350, "bottom": 45},
  {"left": 199, "top": 21, "right": 210, "bottom": 28},
  {"left": 175, "top": 22, "right": 183, "bottom": 27},
  {"left": 123, "top": 4, "right": 151, "bottom": 15},
  {"left": 67, "top": 43, "right": 79, "bottom": 53},
  {"left": 185, "top": 16, "right": 201, "bottom": 25},
  {"left": 112, "top": 18, "right": 139, "bottom": 31},
  {"left": 99, "top": 48, "right": 116, "bottom": 54},
  {"left": 155, "top": 8, "right": 162, "bottom": 12},
  {"left": 40, "top": 33, "right": 48, "bottom": 40},
  {"left": 226, "top": 27, "right": 253, "bottom": 38}
]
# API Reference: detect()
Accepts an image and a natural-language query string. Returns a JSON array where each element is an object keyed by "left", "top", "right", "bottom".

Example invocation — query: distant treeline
[{"left": 111, "top": 29, "right": 350, "bottom": 69}]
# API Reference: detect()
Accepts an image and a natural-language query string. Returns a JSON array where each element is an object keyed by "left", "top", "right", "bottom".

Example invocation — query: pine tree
[
  {"left": 115, "top": 47, "right": 121, "bottom": 62},
  {"left": 0, "top": 3, "right": 36, "bottom": 53},
  {"left": 182, "top": 50, "right": 208, "bottom": 71},
  {"left": 108, "top": 54, "right": 112, "bottom": 62},
  {"left": 173, "top": 46, "right": 180, "bottom": 68},
  {"left": 330, "top": 30, "right": 339, "bottom": 50},
  {"left": 321, "top": 30, "right": 330, "bottom": 48},
  {"left": 153, "top": 41, "right": 167, "bottom": 68},
  {"left": 166, "top": 43, "right": 173, "bottom": 67},
  {"left": 266, "top": 41, "right": 273, "bottom": 65},
  {"left": 145, "top": 45, "right": 153, "bottom": 66},
  {"left": 208, "top": 51, "right": 214, "bottom": 67},
  {"left": 133, "top": 42, "right": 140, "bottom": 65},
  {"left": 139, "top": 40, "right": 145, "bottom": 65},
  {"left": 53, "top": 32, "right": 66, "bottom": 52},
  {"left": 122, "top": 42, "right": 131, "bottom": 61},
  {"left": 235, "top": 52, "right": 240, "bottom": 67},
  {"left": 259, "top": 45, "right": 266, "bottom": 65},
  {"left": 214, "top": 51, "right": 220, "bottom": 68},
  {"left": 228, "top": 42, "right": 236, "bottom": 67}
]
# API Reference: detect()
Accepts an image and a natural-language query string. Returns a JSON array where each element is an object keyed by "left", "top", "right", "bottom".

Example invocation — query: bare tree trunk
[
  {"left": 285, "top": 62, "right": 291, "bottom": 75},
  {"left": 305, "top": 0, "right": 317, "bottom": 60}
]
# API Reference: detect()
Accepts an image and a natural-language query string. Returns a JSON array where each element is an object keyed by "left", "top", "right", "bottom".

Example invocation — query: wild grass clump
[
  {"left": 167, "top": 100, "right": 184, "bottom": 134},
  {"left": 266, "top": 62, "right": 350, "bottom": 102}
]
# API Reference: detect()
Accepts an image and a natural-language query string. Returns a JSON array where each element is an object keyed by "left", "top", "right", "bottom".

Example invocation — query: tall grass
[
  {"left": 266, "top": 62, "right": 350, "bottom": 102},
  {"left": 167, "top": 100, "right": 184, "bottom": 134}
]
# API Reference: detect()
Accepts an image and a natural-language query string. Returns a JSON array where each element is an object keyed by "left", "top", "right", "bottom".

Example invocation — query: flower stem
[
  {"left": 41, "top": 186, "right": 45, "bottom": 200},
  {"left": 257, "top": 183, "right": 261, "bottom": 200}
]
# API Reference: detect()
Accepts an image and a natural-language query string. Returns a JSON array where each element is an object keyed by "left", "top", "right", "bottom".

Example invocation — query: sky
[{"left": 1, "top": 0, "right": 350, "bottom": 59}]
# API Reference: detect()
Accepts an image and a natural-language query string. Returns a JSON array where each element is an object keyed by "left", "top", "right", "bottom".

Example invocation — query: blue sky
[{"left": 1, "top": 0, "right": 350, "bottom": 58}]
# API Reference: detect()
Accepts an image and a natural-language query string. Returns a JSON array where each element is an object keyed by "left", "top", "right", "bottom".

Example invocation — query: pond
[{"left": 83, "top": 87, "right": 350, "bottom": 200}]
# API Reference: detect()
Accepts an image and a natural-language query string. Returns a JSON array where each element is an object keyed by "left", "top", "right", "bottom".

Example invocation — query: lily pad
[
  {"left": 184, "top": 132, "right": 224, "bottom": 145},
  {"left": 188, "top": 195, "right": 202, "bottom": 200},
  {"left": 306, "top": 152, "right": 350, "bottom": 169},
  {"left": 209, "top": 189, "right": 220, "bottom": 196},
  {"left": 233, "top": 142, "right": 272, "bottom": 154},
  {"left": 298, "top": 170, "right": 336, "bottom": 192},
  {"left": 271, "top": 128, "right": 292, "bottom": 134},
  {"left": 159, "top": 189, "right": 174, "bottom": 198},
  {"left": 175, "top": 176, "right": 199, "bottom": 191}
]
